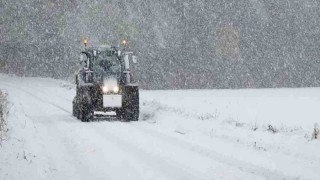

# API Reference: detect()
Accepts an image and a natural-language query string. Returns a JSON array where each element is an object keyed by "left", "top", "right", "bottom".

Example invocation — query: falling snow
[{"left": 1, "top": 0, "right": 319, "bottom": 89}]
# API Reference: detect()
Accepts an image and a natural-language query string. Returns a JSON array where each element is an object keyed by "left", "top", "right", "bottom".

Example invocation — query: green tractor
[{"left": 72, "top": 40, "right": 139, "bottom": 122}]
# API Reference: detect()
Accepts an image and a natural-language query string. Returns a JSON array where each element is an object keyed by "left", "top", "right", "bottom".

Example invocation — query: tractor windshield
[{"left": 93, "top": 51, "right": 121, "bottom": 80}]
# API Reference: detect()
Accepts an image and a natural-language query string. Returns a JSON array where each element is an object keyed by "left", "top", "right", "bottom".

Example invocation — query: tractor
[{"left": 72, "top": 40, "right": 139, "bottom": 122}]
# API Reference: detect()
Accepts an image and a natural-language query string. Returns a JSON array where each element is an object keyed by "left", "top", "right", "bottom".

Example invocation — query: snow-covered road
[{"left": 0, "top": 74, "right": 319, "bottom": 180}]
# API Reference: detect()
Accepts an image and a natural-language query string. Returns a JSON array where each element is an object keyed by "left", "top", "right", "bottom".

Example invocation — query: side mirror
[{"left": 132, "top": 56, "right": 138, "bottom": 64}]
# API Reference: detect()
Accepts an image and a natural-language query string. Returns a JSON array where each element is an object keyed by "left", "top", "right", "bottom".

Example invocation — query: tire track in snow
[
  {"left": 90, "top": 122, "right": 212, "bottom": 180},
  {"left": 5, "top": 84, "right": 114, "bottom": 179},
  {"left": 0, "top": 87, "right": 90, "bottom": 179},
  {"left": 1, "top": 82, "right": 71, "bottom": 114},
  {"left": 125, "top": 123, "right": 298, "bottom": 180}
]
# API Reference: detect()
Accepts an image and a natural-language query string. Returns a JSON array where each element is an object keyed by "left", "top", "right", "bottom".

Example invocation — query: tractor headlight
[
  {"left": 103, "top": 78, "right": 119, "bottom": 94},
  {"left": 113, "top": 86, "right": 119, "bottom": 93},
  {"left": 102, "top": 85, "right": 119, "bottom": 93},
  {"left": 102, "top": 86, "right": 108, "bottom": 93}
]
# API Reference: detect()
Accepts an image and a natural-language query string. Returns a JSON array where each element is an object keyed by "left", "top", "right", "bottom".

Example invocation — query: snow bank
[{"left": 0, "top": 90, "right": 8, "bottom": 141}]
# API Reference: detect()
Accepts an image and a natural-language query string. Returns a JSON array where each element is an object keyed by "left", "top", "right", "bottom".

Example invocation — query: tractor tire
[
  {"left": 116, "top": 109, "right": 123, "bottom": 120},
  {"left": 72, "top": 97, "right": 77, "bottom": 118},
  {"left": 79, "top": 99, "right": 93, "bottom": 122},
  {"left": 122, "top": 86, "right": 139, "bottom": 121},
  {"left": 76, "top": 105, "right": 81, "bottom": 119}
]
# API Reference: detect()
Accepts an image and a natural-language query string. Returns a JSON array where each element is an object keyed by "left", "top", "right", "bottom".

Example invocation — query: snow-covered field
[{"left": 0, "top": 74, "right": 319, "bottom": 180}]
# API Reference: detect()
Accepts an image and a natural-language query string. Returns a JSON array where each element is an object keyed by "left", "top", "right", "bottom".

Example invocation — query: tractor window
[{"left": 93, "top": 51, "right": 121, "bottom": 78}]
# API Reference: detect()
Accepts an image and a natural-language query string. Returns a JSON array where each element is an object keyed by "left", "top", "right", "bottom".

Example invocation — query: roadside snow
[{"left": 0, "top": 74, "right": 319, "bottom": 180}]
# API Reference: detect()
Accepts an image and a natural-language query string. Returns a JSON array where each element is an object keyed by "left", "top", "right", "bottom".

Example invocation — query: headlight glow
[
  {"left": 113, "top": 86, "right": 119, "bottom": 93},
  {"left": 102, "top": 85, "right": 119, "bottom": 93},
  {"left": 103, "top": 78, "right": 119, "bottom": 94},
  {"left": 102, "top": 86, "right": 108, "bottom": 93}
]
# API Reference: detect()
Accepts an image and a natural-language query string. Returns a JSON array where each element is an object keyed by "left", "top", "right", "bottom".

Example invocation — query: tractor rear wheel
[
  {"left": 116, "top": 109, "right": 123, "bottom": 120},
  {"left": 122, "top": 86, "right": 139, "bottom": 121},
  {"left": 79, "top": 99, "right": 93, "bottom": 122},
  {"left": 72, "top": 97, "right": 78, "bottom": 118}
]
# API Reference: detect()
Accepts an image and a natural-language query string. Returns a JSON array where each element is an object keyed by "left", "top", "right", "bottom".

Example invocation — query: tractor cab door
[
  {"left": 79, "top": 52, "right": 94, "bottom": 84},
  {"left": 123, "top": 53, "right": 139, "bottom": 84}
]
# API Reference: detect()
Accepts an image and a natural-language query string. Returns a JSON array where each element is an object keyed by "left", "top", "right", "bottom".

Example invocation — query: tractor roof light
[{"left": 83, "top": 39, "right": 88, "bottom": 47}]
